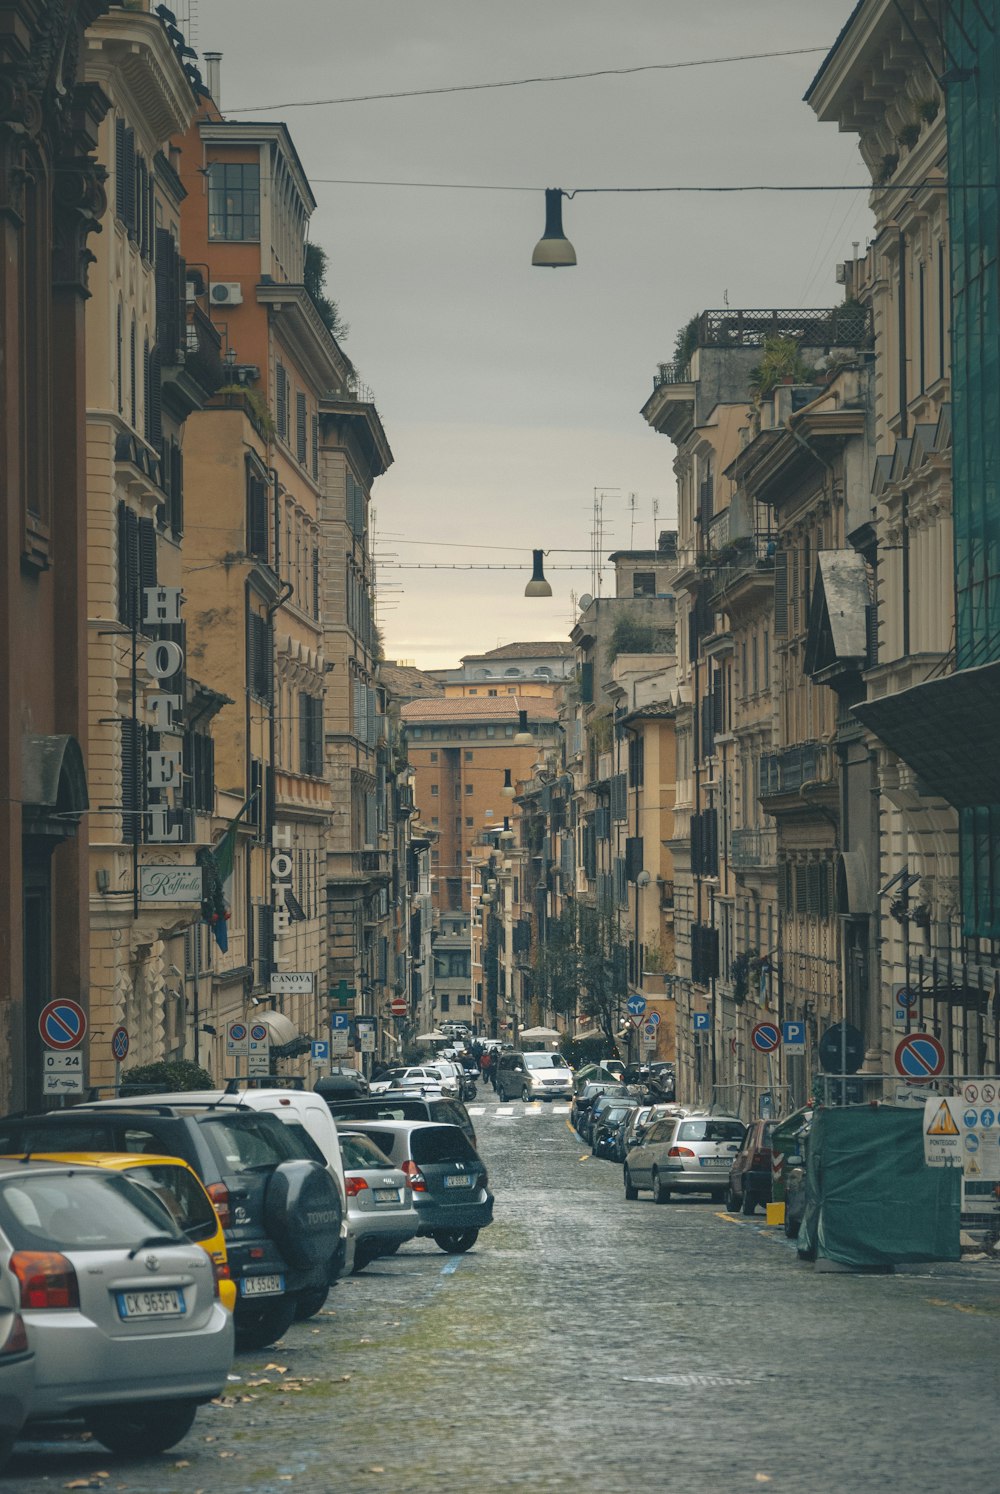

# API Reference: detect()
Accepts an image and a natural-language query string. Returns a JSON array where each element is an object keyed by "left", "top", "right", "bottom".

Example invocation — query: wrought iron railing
[
  {"left": 759, "top": 743, "right": 834, "bottom": 797},
  {"left": 730, "top": 826, "right": 777, "bottom": 868}
]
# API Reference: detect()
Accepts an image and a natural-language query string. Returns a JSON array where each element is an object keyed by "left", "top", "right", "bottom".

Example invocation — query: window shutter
[
  {"left": 117, "top": 502, "right": 139, "bottom": 629},
  {"left": 625, "top": 836, "right": 644, "bottom": 882},
  {"left": 312, "top": 548, "right": 320, "bottom": 617},
  {"left": 138, "top": 516, "right": 157, "bottom": 608},
  {"left": 773, "top": 551, "right": 789, "bottom": 638},
  {"left": 299, "top": 693, "right": 309, "bottom": 775},
  {"left": 296, "top": 391, "right": 307, "bottom": 463},
  {"left": 115, "top": 118, "right": 126, "bottom": 221},
  {"left": 690, "top": 813, "right": 703, "bottom": 877},
  {"left": 579, "top": 661, "right": 593, "bottom": 703},
  {"left": 312, "top": 414, "right": 319, "bottom": 478},
  {"left": 170, "top": 440, "right": 183, "bottom": 536},
  {"left": 247, "top": 468, "right": 269, "bottom": 560},
  {"left": 120, "top": 718, "right": 146, "bottom": 844},
  {"left": 124, "top": 127, "right": 137, "bottom": 238},
  {"left": 148, "top": 347, "right": 162, "bottom": 450},
  {"left": 276, "top": 364, "right": 287, "bottom": 438}
]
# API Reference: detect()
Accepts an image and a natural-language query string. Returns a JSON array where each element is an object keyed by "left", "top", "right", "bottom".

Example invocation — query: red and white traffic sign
[
  {"left": 38, "top": 999, "right": 87, "bottom": 1051},
  {"left": 894, "top": 1031, "right": 945, "bottom": 1081},
  {"left": 751, "top": 1021, "right": 781, "bottom": 1053},
  {"left": 390, "top": 997, "right": 407, "bottom": 1016},
  {"left": 111, "top": 1026, "right": 130, "bottom": 1062}
]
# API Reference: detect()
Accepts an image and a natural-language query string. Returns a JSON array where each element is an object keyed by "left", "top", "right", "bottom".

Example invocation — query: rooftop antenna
[
  {"left": 628, "top": 492, "right": 637, "bottom": 549},
  {"left": 652, "top": 497, "right": 660, "bottom": 549}
]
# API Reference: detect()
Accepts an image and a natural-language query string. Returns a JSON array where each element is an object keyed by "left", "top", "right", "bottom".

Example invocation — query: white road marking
[
  {"left": 552, "top": 1105, "right": 570, "bottom": 1113},
  {"left": 468, "top": 1107, "right": 486, "bottom": 1115},
  {"left": 495, "top": 1106, "right": 514, "bottom": 1116},
  {"left": 523, "top": 1105, "right": 542, "bottom": 1116}
]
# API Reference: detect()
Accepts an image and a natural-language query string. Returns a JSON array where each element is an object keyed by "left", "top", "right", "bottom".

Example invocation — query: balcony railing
[
  {"left": 759, "top": 743, "right": 834, "bottom": 798},
  {"left": 654, "top": 360, "right": 691, "bottom": 388},
  {"left": 730, "top": 826, "right": 777, "bottom": 869}
]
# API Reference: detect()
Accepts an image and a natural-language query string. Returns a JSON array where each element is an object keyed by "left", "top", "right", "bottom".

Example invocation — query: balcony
[
  {"left": 654, "top": 360, "right": 691, "bottom": 388},
  {"left": 730, "top": 826, "right": 777, "bottom": 869},
  {"left": 759, "top": 743, "right": 835, "bottom": 799}
]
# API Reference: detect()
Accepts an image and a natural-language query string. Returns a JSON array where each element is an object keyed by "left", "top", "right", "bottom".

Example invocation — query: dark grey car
[{"left": 339, "top": 1120, "right": 493, "bottom": 1254}]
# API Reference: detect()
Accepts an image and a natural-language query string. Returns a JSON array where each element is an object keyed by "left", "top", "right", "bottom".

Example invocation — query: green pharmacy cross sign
[{"left": 330, "top": 980, "right": 356, "bottom": 1008}]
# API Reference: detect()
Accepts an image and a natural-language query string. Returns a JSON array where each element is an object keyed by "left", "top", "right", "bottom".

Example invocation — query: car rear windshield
[
  {"left": 410, "top": 1127, "right": 477, "bottom": 1166},
  {"left": 339, "top": 1134, "right": 392, "bottom": 1170},
  {"left": 0, "top": 1170, "right": 184, "bottom": 1252},
  {"left": 199, "top": 1111, "right": 306, "bottom": 1174},
  {"left": 0, "top": 1118, "right": 170, "bottom": 1157},
  {"left": 677, "top": 1120, "right": 746, "bottom": 1143},
  {"left": 122, "top": 1163, "right": 217, "bottom": 1242}
]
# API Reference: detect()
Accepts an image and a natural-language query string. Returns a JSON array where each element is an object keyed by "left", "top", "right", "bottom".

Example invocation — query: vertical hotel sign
[{"left": 143, "top": 586, "right": 186, "bottom": 842}]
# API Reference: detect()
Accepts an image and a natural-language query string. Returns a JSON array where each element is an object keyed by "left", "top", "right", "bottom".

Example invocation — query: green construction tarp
[{"left": 797, "top": 1107, "right": 961, "bottom": 1268}]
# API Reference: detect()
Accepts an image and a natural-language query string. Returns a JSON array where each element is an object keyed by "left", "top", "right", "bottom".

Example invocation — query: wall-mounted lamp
[
  {"left": 531, "top": 189, "right": 577, "bottom": 268},
  {"left": 501, "top": 768, "right": 516, "bottom": 798},
  {"left": 524, "top": 550, "right": 553, "bottom": 598}
]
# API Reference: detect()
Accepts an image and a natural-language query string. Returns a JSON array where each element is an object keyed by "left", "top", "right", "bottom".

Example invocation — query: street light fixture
[
  {"left": 524, "top": 550, "right": 553, "bottom": 597},
  {"left": 531, "top": 188, "right": 577, "bottom": 268},
  {"left": 501, "top": 768, "right": 516, "bottom": 797},
  {"left": 513, "top": 709, "right": 533, "bottom": 745}
]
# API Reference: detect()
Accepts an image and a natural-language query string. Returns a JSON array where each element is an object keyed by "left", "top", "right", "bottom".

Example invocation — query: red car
[{"left": 726, "top": 1119, "right": 775, "bottom": 1215}]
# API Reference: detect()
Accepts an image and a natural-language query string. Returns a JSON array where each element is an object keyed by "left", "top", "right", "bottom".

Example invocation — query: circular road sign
[
  {"left": 390, "top": 997, "right": 407, "bottom": 1016},
  {"left": 646, "top": 1011, "right": 661, "bottom": 1026},
  {"left": 249, "top": 1022, "right": 269, "bottom": 1044},
  {"left": 228, "top": 1021, "right": 247, "bottom": 1043},
  {"left": 751, "top": 1021, "right": 781, "bottom": 1053},
  {"left": 817, "top": 1020, "right": 865, "bottom": 1075},
  {"left": 111, "top": 1026, "right": 130, "bottom": 1062},
  {"left": 38, "top": 999, "right": 87, "bottom": 1051},
  {"left": 893, "top": 1031, "right": 946, "bottom": 1081}
]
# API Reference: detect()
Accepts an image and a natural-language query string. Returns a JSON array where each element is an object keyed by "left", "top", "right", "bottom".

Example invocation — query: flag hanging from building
[{"left": 197, "top": 791, "right": 258, "bottom": 952}]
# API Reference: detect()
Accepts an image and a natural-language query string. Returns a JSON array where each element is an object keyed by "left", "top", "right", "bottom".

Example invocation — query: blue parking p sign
[
  {"left": 782, "top": 1021, "right": 806, "bottom": 1055},
  {"left": 311, "top": 1039, "right": 330, "bottom": 1062},
  {"left": 330, "top": 1012, "right": 350, "bottom": 1032},
  {"left": 693, "top": 1012, "right": 711, "bottom": 1032}
]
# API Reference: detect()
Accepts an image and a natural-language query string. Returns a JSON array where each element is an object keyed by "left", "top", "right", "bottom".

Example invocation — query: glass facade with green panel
[{"left": 947, "top": 3, "right": 1000, "bottom": 936}]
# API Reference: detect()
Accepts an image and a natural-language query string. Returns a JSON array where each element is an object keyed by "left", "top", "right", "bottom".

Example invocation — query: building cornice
[{"left": 85, "top": 11, "right": 196, "bottom": 146}]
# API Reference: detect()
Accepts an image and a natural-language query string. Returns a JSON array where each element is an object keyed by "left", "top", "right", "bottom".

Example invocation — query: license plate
[
  {"left": 240, "top": 1273, "right": 284, "bottom": 1297},
  {"left": 374, "top": 1188, "right": 400, "bottom": 1203},
  {"left": 444, "top": 1174, "right": 473, "bottom": 1188},
  {"left": 700, "top": 1156, "right": 726, "bottom": 1168},
  {"left": 117, "top": 1288, "right": 185, "bottom": 1318}
]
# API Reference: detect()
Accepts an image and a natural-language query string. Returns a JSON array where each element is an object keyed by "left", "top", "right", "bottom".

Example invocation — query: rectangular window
[
  {"left": 465, "top": 783, "right": 474, "bottom": 795},
  {"left": 430, "top": 784, "right": 439, "bottom": 796},
  {"left": 207, "top": 161, "right": 260, "bottom": 240},
  {"left": 276, "top": 364, "right": 287, "bottom": 441},
  {"left": 246, "top": 458, "right": 269, "bottom": 562},
  {"left": 311, "top": 414, "right": 319, "bottom": 479},
  {"left": 465, "top": 816, "right": 474, "bottom": 826},
  {"left": 296, "top": 391, "right": 307, "bottom": 464},
  {"left": 248, "top": 610, "right": 272, "bottom": 703},
  {"left": 429, "top": 751, "right": 438, "bottom": 762},
  {"left": 465, "top": 750, "right": 473, "bottom": 761},
  {"left": 632, "top": 571, "right": 656, "bottom": 597}
]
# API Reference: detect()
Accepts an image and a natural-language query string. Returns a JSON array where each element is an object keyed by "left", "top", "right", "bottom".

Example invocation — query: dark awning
[
  {"left": 22, "top": 734, "right": 89, "bottom": 839},
  {"left": 853, "top": 660, "right": 1000, "bottom": 807}
]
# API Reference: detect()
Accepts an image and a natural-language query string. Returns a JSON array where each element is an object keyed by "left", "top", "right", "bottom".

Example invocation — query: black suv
[
  {"left": 0, "top": 1103, "right": 342, "bottom": 1351},
  {"left": 321, "top": 1092, "right": 477, "bottom": 1149}
]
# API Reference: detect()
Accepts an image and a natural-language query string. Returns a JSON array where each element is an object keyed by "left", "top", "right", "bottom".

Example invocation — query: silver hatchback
[
  {"left": 338, "top": 1131, "right": 420, "bottom": 1272},
  {"left": 625, "top": 1112, "right": 746, "bottom": 1203},
  {"left": 0, "top": 1160, "right": 233, "bottom": 1456}
]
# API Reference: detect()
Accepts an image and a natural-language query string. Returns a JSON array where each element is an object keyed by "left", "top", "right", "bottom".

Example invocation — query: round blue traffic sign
[
  {"left": 38, "top": 999, "right": 87, "bottom": 1051},
  {"left": 626, "top": 994, "right": 647, "bottom": 1017},
  {"left": 228, "top": 1022, "right": 247, "bottom": 1043},
  {"left": 111, "top": 1026, "right": 130, "bottom": 1062},
  {"left": 249, "top": 1022, "right": 269, "bottom": 1043},
  {"left": 893, "top": 1031, "right": 945, "bottom": 1080},
  {"left": 751, "top": 1021, "right": 781, "bottom": 1053}
]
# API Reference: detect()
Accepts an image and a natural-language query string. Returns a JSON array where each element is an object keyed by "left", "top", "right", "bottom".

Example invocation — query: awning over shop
[
  {"left": 255, "top": 1008, "right": 311, "bottom": 1059},
  {"left": 853, "top": 659, "right": 1000, "bottom": 807},
  {"left": 21, "top": 733, "right": 89, "bottom": 839}
]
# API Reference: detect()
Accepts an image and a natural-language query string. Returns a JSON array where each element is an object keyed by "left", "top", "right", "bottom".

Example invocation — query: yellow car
[{"left": 15, "top": 1153, "right": 237, "bottom": 1313}]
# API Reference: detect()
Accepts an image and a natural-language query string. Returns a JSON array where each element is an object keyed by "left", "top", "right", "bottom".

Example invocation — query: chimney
[{"left": 204, "top": 51, "right": 222, "bottom": 109}]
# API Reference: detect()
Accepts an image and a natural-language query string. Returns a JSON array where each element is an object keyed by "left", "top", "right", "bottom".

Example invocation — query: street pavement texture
[{"left": 5, "top": 1095, "right": 997, "bottom": 1494}]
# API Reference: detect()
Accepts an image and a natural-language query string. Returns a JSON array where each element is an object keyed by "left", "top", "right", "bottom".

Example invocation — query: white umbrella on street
[
  {"left": 415, "top": 1030, "right": 448, "bottom": 1043},
  {"left": 519, "top": 1025, "right": 561, "bottom": 1040}
]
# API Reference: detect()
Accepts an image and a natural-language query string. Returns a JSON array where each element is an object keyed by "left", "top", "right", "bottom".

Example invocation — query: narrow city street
[{"left": 6, "top": 1094, "right": 997, "bottom": 1494}]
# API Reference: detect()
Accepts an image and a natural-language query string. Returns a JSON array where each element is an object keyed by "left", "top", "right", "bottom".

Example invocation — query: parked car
[
  {"left": 321, "top": 1092, "right": 478, "bottom": 1150},
  {"left": 781, "top": 1112, "right": 814, "bottom": 1239},
  {"left": 338, "top": 1131, "right": 420, "bottom": 1272},
  {"left": 622, "top": 1103, "right": 687, "bottom": 1156},
  {"left": 0, "top": 1159, "right": 232, "bottom": 1454},
  {"left": 371, "top": 1066, "right": 450, "bottom": 1096},
  {"left": 624, "top": 1112, "right": 746, "bottom": 1202},
  {"left": 25, "top": 1152, "right": 238, "bottom": 1313},
  {"left": 424, "top": 1061, "right": 463, "bottom": 1099},
  {"left": 591, "top": 1101, "right": 637, "bottom": 1161},
  {"left": 0, "top": 1249, "right": 33, "bottom": 1470},
  {"left": 726, "top": 1120, "right": 776, "bottom": 1216},
  {"left": 339, "top": 1120, "right": 493, "bottom": 1254},
  {"left": 315, "top": 1067, "right": 370, "bottom": 1101},
  {"left": 571, "top": 1082, "right": 627, "bottom": 1141},
  {"left": 0, "top": 1103, "right": 341, "bottom": 1352}
]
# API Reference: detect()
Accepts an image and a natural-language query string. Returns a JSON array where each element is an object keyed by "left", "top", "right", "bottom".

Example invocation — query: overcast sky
[{"left": 194, "top": 1, "right": 872, "bottom": 668}]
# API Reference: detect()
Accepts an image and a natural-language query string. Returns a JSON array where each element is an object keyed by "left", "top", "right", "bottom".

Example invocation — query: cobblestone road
[{"left": 5, "top": 1095, "right": 998, "bottom": 1494}]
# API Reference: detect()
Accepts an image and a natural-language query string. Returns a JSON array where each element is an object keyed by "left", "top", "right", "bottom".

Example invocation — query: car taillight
[
  {"left": 668, "top": 1146, "right": 696, "bottom": 1157},
  {"left": 206, "top": 1182, "right": 231, "bottom": 1229},
  {"left": 0, "top": 1314, "right": 28, "bottom": 1354},
  {"left": 345, "top": 1176, "right": 368, "bottom": 1197},
  {"left": 10, "top": 1251, "right": 79, "bottom": 1310},
  {"left": 212, "top": 1260, "right": 231, "bottom": 1300},
  {"left": 402, "top": 1160, "right": 427, "bottom": 1192}
]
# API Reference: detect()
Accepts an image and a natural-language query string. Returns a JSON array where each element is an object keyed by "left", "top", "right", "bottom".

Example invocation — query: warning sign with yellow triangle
[
  {"left": 927, "top": 1100, "right": 960, "bottom": 1136},
  {"left": 967, "top": 1154, "right": 981, "bottom": 1175}
]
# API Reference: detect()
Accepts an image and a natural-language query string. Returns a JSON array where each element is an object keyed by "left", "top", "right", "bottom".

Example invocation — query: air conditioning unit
[{"left": 210, "top": 281, "right": 243, "bottom": 306}]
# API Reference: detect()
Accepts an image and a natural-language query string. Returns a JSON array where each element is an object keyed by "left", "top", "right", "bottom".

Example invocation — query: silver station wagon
[{"left": 625, "top": 1112, "right": 747, "bottom": 1203}]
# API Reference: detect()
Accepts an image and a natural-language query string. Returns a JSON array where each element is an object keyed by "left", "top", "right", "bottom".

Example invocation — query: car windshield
[
  {"left": 339, "top": 1134, "right": 392, "bottom": 1170},
  {"left": 0, "top": 1170, "right": 184, "bottom": 1252},
  {"left": 677, "top": 1120, "right": 746, "bottom": 1143},
  {"left": 122, "top": 1163, "right": 218, "bottom": 1243},
  {"left": 410, "top": 1127, "right": 478, "bottom": 1165},
  {"left": 200, "top": 1111, "right": 305, "bottom": 1173},
  {"left": 523, "top": 1053, "right": 566, "bottom": 1069}
]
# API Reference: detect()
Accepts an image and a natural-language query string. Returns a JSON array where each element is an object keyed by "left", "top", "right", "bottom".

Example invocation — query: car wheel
[
  {"left": 652, "top": 1170, "right": 670, "bottom": 1205},
  {"left": 294, "top": 1284, "right": 329, "bottom": 1320},
  {"left": 725, "top": 1185, "right": 739, "bottom": 1212},
  {"left": 624, "top": 1168, "right": 639, "bottom": 1201},
  {"left": 87, "top": 1400, "right": 198, "bottom": 1456},
  {"left": 352, "top": 1242, "right": 380, "bottom": 1273},
  {"left": 741, "top": 1188, "right": 757, "bottom": 1216},
  {"left": 234, "top": 1295, "right": 297, "bottom": 1352},
  {"left": 431, "top": 1228, "right": 479, "bottom": 1253},
  {"left": 522, "top": 1087, "right": 530, "bottom": 1103}
]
